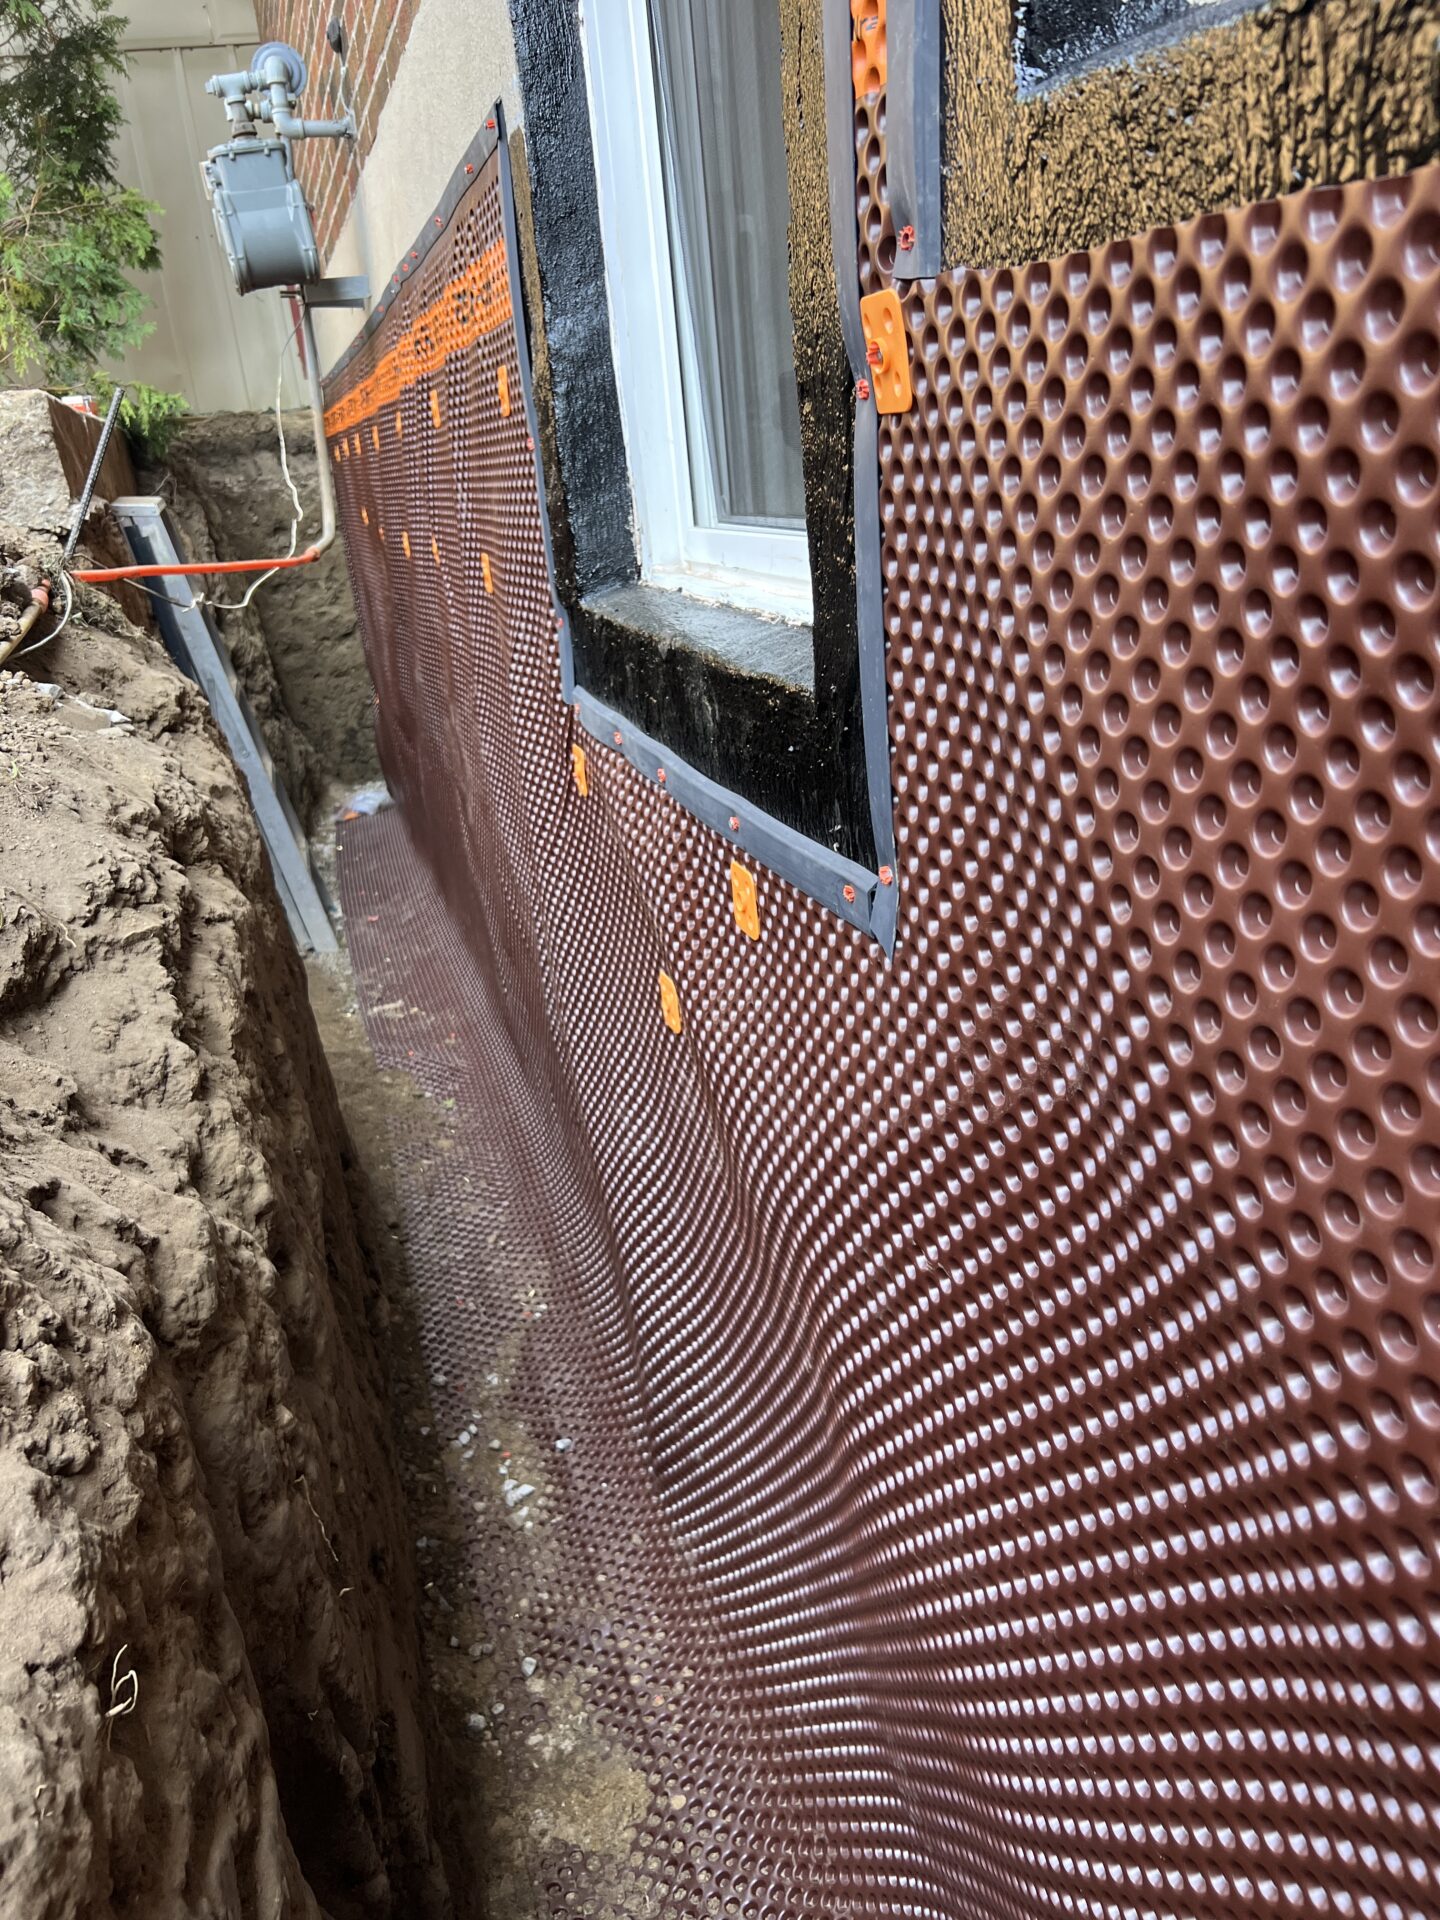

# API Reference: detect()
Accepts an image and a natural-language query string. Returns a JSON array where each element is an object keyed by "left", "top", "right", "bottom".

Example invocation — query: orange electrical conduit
[
  {"left": 71, "top": 304, "right": 337, "bottom": 587},
  {"left": 72, "top": 549, "right": 323, "bottom": 583}
]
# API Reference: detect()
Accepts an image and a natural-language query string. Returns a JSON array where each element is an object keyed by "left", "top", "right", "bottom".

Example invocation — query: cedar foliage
[{"left": 0, "top": 0, "right": 184, "bottom": 454}]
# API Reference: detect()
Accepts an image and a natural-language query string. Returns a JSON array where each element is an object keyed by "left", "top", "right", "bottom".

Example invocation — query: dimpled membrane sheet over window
[{"left": 325, "top": 91, "right": 1440, "bottom": 1920}]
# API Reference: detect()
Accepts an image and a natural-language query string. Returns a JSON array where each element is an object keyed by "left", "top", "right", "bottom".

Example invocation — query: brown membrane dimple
[{"left": 329, "top": 128, "right": 1440, "bottom": 1920}]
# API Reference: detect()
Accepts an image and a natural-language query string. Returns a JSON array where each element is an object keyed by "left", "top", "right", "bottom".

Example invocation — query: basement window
[{"left": 581, "top": 0, "right": 812, "bottom": 625}]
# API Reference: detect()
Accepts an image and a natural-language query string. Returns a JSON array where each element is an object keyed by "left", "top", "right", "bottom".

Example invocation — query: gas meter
[{"left": 201, "top": 40, "right": 359, "bottom": 299}]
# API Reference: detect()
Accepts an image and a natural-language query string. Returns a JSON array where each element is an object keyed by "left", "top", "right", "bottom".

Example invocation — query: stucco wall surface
[{"left": 300, "top": 0, "right": 524, "bottom": 372}]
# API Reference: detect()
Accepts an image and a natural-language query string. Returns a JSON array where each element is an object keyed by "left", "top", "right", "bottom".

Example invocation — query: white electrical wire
[
  {"left": 51, "top": 568, "right": 72, "bottom": 641},
  {"left": 200, "top": 315, "right": 305, "bottom": 614}
]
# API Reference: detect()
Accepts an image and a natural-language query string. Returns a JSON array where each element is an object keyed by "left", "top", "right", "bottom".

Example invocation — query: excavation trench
[
  {"left": 0, "top": 399, "right": 658, "bottom": 1920},
  {"left": 165, "top": 400, "right": 674, "bottom": 1913}
]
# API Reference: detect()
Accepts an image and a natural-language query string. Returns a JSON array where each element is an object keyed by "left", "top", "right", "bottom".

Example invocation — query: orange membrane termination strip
[
  {"left": 324, "top": 238, "right": 510, "bottom": 439},
  {"left": 860, "top": 288, "right": 913, "bottom": 414},
  {"left": 851, "top": 0, "right": 886, "bottom": 94},
  {"left": 571, "top": 744, "right": 589, "bottom": 796},
  {"left": 659, "top": 971, "right": 683, "bottom": 1035},
  {"left": 730, "top": 862, "right": 760, "bottom": 941}
]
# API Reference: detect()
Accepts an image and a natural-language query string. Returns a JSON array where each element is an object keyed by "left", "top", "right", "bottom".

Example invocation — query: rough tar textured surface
[
  {"left": 327, "top": 85, "right": 1440, "bottom": 1920},
  {"left": 940, "top": 0, "right": 1440, "bottom": 270}
]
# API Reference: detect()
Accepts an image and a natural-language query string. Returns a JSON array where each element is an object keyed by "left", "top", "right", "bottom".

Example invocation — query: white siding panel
[{"left": 111, "top": 8, "right": 307, "bottom": 412}]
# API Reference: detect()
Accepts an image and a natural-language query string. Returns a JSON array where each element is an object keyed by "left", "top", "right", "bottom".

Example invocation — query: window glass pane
[{"left": 649, "top": 0, "right": 807, "bottom": 529}]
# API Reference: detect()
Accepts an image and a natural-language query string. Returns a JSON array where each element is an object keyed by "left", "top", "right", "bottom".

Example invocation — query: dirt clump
[{"left": 0, "top": 534, "right": 448, "bottom": 1917}]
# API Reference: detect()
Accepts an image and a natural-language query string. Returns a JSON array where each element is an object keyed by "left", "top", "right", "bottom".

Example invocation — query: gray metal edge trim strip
[
  {"left": 511, "top": 55, "right": 891, "bottom": 951},
  {"left": 113, "top": 497, "right": 338, "bottom": 955},
  {"left": 494, "top": 104, "right": 578, "bottom": 702},
  {"left": 573, "top": 688, "right": 891, "bottom": 943},
  {"left": 824, "top": 0, "right": 866, "bottom": 374},
  {"left": 888, "top": 0, "right": 942, "bottom": 281},
  {"left": 825, "top": 0, "right": 898, "bottom": 954},
  {"left": 853, "top": 404, "right": 897, "bottom": 952}
]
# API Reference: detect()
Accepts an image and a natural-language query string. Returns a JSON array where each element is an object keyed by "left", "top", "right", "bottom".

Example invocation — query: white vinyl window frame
[{"left": 578, "top": 0, "right": 815, "bottom": 625}]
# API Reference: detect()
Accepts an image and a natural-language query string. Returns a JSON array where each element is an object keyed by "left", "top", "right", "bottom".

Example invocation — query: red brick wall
[{"left": 254, "top": 0, "right": 423, "bottom": 256}]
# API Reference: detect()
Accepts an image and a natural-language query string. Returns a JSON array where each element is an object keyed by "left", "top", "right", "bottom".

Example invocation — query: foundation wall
[{"left": 318, "top": 61, "right": 1440, "bottom": 1913}]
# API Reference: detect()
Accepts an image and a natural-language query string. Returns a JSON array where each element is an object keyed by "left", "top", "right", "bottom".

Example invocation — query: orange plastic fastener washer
[
  {"left": 859, "top": 290, "right": 912, "bottom": 414},
  {"left": 730, "top": 863, "right": 760, "bottom": 942},
  {"left": 658, "top": 971, "right": 683, "bottom": 1035},
  {"left": 843, "top": 883, "right": 857, "bottom": 903}
]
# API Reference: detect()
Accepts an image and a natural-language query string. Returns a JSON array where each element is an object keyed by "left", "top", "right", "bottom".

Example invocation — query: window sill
[
  {"left": 568, "top": 576, "right": 866, "bottom": 858},
  {"left": 581, "top": 581, "right": 814, "bottom": 696}
]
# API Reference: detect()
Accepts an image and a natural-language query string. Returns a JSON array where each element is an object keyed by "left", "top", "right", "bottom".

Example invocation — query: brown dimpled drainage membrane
[{"left": 328, "top": 92, "right": 1440, "bottom": 1920}]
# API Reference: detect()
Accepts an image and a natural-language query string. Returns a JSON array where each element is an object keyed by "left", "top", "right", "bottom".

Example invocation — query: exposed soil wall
[
  {"left": 0, "top": 533, "right": 446, "bottom": 1917},
  {"left": 155, "top": 412, "right": 381, "bottom": 824}
]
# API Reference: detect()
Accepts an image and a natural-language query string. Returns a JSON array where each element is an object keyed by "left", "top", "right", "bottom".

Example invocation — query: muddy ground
[
  {"left": 0, "top": 500, "right": 653, "bottom": 1917},
  {"left": 0, "top": 533, "right": 448, "bottom": 1918}
]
